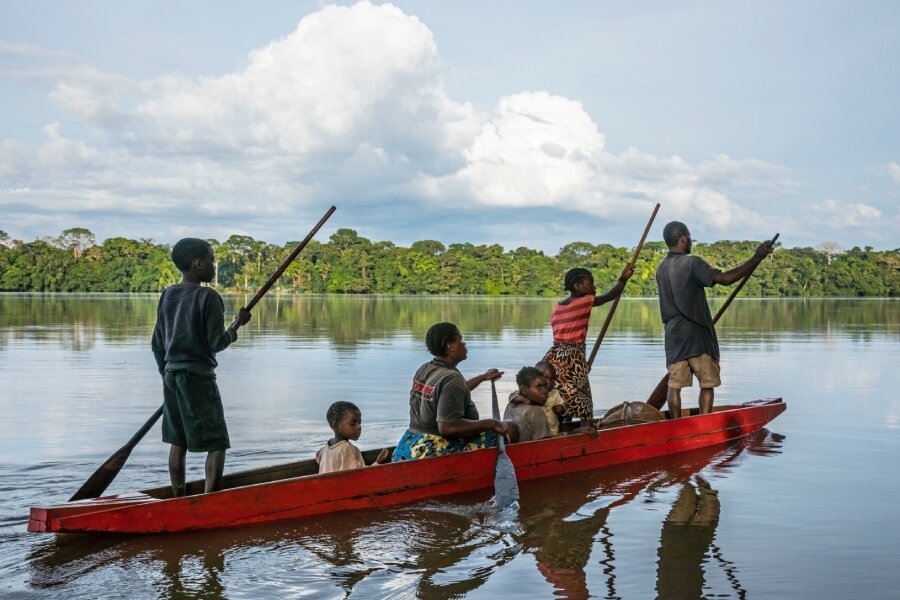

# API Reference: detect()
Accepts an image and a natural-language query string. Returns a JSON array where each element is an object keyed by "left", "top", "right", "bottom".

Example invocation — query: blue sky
[{"left": 1, "top": 1, "right": 897, "bottom": 253}]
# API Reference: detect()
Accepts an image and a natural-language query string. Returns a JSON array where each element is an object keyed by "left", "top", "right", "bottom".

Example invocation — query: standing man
[{"left": 656, "top": 222, "right": 774, "bottom": 417}]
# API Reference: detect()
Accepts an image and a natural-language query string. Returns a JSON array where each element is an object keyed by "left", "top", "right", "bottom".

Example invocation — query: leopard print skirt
[{"left": 543, "top": 342, "right": 593, "bottom": 421}]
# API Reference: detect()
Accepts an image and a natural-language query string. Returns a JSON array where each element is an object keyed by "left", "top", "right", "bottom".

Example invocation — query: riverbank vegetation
[{"left": 0, "top": 228, "right": 896, "bottom": 296}]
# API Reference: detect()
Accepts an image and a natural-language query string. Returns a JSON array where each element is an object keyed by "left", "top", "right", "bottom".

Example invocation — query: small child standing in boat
[
  {"left": 152, "top": 238, "right": 251, "bottom": 497},
  {"left": 317, "top": 401, "right": 390, "bottom": 473},
  {"left": 504, "top": 367, "right": 552, "bottom": 442}
]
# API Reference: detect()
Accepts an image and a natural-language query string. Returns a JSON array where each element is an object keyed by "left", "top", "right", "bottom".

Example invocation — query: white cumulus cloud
[
  {"left": 885, "top": 161, "right": 900, "bottom": 185},
  {"left": 812, "top": 199, "right": 883, "bottom": 228},
  {"left": 1, "top": 0, "right": 799, "bottom": 246}
]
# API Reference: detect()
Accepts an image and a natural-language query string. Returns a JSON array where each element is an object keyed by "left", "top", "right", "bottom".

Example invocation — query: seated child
[
  {"left": 535, "top": 360, "right": 565, "bottom": 436},
  {"left": 504, "top": 367, "right": 552, "bottom": 442},
  {"left": 316, "top": 401, "right": 390, "bottom": 473}
]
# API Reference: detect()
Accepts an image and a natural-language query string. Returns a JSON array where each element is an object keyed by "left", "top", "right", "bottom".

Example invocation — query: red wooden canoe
[{"left": 28, "top": 398, "right": 785, "bottom": 534}]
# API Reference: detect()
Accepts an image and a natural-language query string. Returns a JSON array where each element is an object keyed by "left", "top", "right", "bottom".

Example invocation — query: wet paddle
[
  {"left": 646, "top": 233, "right": 780, "bottom": 409},
  {"left": 491, "top": 379, "right": 520, "bottom": 508},
  {"left": 69, "top": 206, "right": 337, "bottom": 501},
  {"left": 587, "top": 203, "right": 660, "bottom": 371},
  {"left": 68, "top": 406, "right": 164, "bottom": 501}
]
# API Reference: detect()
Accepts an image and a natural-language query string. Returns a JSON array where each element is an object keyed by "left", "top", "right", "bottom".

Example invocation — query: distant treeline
[{"left": 0, "top": 228, "right": 897, "bottom": 296}]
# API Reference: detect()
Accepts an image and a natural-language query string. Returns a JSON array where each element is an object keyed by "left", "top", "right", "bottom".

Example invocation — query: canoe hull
[{"left": 28, "top": 398, "right": 785, "bottom": 534}]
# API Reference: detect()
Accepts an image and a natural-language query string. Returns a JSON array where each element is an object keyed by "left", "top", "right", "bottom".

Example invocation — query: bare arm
[
  {"left": 593, "top": 264, "right": 635, "bottom": 306},
  {"left": 712, "top": 240, "right": 775, "bottom": 286},
  {"left": 370, "top": 448, "right": 391, "bottom": 465},
  {"left": 438, "top": 418, "right": 508, "bottom": 438},
  {"left": 466, "top": 368, "right": 503, "bottom": 391}
]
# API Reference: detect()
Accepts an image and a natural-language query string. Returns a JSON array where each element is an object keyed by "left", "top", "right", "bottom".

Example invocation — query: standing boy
[
  {"left": 152, "top": 238, "right": 251, "bottom": 496},
  {"left": 656, "top": 222, "right": 774, "bottom": 417}
]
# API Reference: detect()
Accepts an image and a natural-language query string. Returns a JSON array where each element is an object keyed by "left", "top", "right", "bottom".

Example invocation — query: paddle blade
[
  {"left": 490, "top": 379, "right": 520, "bottom": 508},
  {"left": 493, "top": 445, "right": 520, "bottom": 508},
  {"left": 69, "top": 405, "right": 164, "bottom": 501},
  {"left": 69, "top": 447, "right": 133, "bottom": 501}
]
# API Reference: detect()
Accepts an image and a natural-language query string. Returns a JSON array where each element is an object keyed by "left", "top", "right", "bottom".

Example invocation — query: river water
[{"left": 0, "top": 294, "right": 898, "bottom": 599}]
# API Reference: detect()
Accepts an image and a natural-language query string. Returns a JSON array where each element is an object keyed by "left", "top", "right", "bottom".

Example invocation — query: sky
[{"left": 1, "top": 0, "right": 897, "bottom": 253}]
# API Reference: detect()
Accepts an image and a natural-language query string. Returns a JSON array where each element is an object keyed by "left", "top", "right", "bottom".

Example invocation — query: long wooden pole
[
  {"left": 646, "top": 233, "right": 779, "bottom": 409},
  {"left": 586, "top": 203, "right": 660, "bottom": 371},
  {"left": 235, "top": 205, "right": 337, "bottom": 316},
  {"left": 69, "top": 206, "right": 337, "bottom": 501}
]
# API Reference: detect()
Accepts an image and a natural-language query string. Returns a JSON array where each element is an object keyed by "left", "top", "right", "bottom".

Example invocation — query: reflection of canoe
[{"left": 28, "top": 398, "right": 785, "bottom": 534}]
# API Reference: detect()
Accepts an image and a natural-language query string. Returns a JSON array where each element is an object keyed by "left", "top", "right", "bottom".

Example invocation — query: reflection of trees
[
  {"left": 0, "top": 294, "right": 159, "bottom": 351},
  {"left": 1, "top": 295, "right": 896, "bottom": 352}
]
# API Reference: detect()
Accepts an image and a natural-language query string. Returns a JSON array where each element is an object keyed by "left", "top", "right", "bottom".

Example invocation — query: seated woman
[{"left": 392, "top": 322, "right": 518, "bottom": 461}]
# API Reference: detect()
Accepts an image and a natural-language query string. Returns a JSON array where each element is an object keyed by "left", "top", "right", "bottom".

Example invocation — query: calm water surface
[{"left": 1, "top": 294, "right": 898, "bottom": 599}]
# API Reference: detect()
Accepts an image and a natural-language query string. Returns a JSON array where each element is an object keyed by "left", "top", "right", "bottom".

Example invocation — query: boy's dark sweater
[{"left": 151, "top": 283, "right": 236, "bottom": 376}]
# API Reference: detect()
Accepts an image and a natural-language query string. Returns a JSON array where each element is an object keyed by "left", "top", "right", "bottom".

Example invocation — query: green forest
[{"left": 0, "top": 228, "right": 897, "bottom": 296}]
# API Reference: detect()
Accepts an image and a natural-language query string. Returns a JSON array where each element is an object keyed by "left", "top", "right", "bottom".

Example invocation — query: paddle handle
[
  {"left": 124, "top": 405, "right": 164, "bottom": 450},
  {"left": 69, "top": 406, "right": 165, "bottom": 501},
  {"left": 646, "top": 232, "right": 779, "bottom": 409},
  {"left": 587, "top": 203, "right": 660, "bottom": 370},
  {"left": 490, "top": 379, "right": 506, "bottom": 451},
  {"left": 70, "top": 209, "right": 335, "bottom": 501},
  {"left": 236, "top": 205, "right": 336, "bottom": 315},
  {"left": 711, "top": 233, "right": 778, "bottom": 325}
]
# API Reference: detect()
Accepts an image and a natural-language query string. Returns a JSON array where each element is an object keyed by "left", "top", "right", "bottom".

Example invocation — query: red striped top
[{"left": 550, "top": 295, "right": 594, "bottom": 343}]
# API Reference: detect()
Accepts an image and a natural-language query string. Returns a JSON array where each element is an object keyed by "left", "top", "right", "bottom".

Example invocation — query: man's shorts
[
  {"left": 667, "top": 354, "right": 721, "bottom": 389},
  {"left": 162, "top": 370, "right": 230, "bottom": 452}
]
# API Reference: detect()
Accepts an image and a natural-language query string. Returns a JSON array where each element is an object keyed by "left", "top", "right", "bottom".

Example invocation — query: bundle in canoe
[{"left": 28, "top": 398, "right": 785, "bottom": 534}]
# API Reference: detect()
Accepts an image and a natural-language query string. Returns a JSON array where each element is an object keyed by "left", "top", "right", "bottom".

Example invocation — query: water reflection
[
  {"left": 154, "top": 543, "right": 225, "bottom": 599},
  {"left": 26, "top": 430, "right": 783, "bottom": 599},
  {"left": 518, "top": 429, "right": 783, "bottom": 600},
  {"left": 656, "top": 476, "right": 724, "bottom": 599},
  {"left": 2, "top": 294, "right": 896, "bottom": 351}
]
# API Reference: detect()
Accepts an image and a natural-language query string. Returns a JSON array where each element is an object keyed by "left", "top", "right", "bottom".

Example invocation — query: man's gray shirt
[{"left": 656, "top": 252, "right": 721, "bottom": 365}]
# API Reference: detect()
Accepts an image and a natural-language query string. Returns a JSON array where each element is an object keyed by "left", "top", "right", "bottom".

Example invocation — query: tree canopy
[{"left": 0, "top": 229, "right": 897, "bottom": 296}]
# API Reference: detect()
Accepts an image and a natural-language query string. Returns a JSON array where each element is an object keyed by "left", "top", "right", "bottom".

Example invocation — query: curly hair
[
  {"left": 425, "top": 322, "right": 461, "bottom": 357},
  {"left": 663, "top": 221, "right": 690, "bottom": 248},
  {"left": 534, "top": 360, "right": 556, "bottom": 379},
  {"left": 516, "top": 366, "right": 545, "bottom": 387},
  {"left": 171, "top": 238, "right": 212, "bottom": 272},
  {"left": 325, "top": 401, "right": 360, "bottom": 428}
]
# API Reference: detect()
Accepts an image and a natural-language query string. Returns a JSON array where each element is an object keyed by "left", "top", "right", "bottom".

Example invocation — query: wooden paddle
[
  {"left": 646, "top": 233, "right": 779, "bottom": 409},
  {"left": 69, "top": 206, "right": 337, "bottom": 502},
  {"left": 491, "top": 379, "right": 520, "bottom": 508},
  {"left": 586, "top": 203, "right": 661, "bottom": 371}
]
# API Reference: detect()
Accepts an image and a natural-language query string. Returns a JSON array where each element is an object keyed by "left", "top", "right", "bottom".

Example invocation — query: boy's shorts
[
  {"left": 667, "top": 354, "right": 721, "bottom": 389},
  {"left": 162, "top": 370, "right": 230, "bottom": 452}
]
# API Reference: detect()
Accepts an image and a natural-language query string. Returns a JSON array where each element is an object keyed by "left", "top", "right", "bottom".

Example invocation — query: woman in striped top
[{"left": 543, "top": 266, "right": 634, "bottom": 421}]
